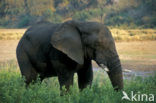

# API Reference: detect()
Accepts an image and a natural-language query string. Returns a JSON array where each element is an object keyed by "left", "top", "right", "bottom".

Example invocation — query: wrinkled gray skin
[{"left": 16, "top": 20, "right": 123, "bottom": 92}]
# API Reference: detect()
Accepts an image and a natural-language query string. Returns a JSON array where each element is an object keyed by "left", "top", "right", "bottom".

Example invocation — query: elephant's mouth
[
  {"left": 94, "top": 57, "right": 109, "bottom": 72},
  {"left": 99, "top": 64, "right": 109, "bottom": 72}
]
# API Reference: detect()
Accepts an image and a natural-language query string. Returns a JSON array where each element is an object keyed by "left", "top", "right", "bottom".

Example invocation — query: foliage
[
  {"left": 72, "top": 10, "right": 92, "bottom": 21},
  {"left": 18, "top": 15, "right": 31, "bottom": 28},
  {"left": 0, "top": 61, "right": 156, "bottom": 103},
  {"left": 0, "top": 0, "right": 156, "bottom": 28}
]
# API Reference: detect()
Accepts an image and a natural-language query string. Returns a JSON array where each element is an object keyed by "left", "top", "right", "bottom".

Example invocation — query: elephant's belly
[
  {"left": 34, "top": 61, "right": 57, "bottom": 77},
  {"left": 51, "top": 59, "right": 79, "bottom": 72}
]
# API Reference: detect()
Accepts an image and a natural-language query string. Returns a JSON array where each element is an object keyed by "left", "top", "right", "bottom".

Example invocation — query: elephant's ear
[{"left": 51, "top": 21, "right": 84, "bottom": 64}]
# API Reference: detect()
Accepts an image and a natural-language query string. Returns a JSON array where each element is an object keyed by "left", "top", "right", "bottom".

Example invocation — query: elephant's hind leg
[{"left": 17, "top": 49, "right": 38, "bottom": 86}]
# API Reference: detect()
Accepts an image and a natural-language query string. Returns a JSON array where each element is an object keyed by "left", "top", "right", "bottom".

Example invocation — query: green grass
[{"left": 0, "top": 61, "right": 156, "bottom": 103}]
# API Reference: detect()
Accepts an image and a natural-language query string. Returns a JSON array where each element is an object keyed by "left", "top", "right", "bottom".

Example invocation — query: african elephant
[{"left": 16, "top": 20, "right": 123, "bottom": 91}]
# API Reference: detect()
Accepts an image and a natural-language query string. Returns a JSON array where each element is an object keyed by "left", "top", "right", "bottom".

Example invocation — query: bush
[
  {"left": 0, "top": 61, "right": 156, "bottom": 103},
  {"left": 0, "top": 17, "right": 10, "bottom": 27},
  {"left": 18, "top": 15, "right": 30, "bottom": 28},
  {"left": 72, "top": 10, "right": 92, "bottom": 21},
  {"left": 43, "top": 9, "right": 63, "bottom": 23}
]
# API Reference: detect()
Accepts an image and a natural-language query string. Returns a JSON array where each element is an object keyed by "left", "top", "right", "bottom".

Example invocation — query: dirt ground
[
  {"left": 117, "top": 41, "right": 156, "bottom": 71},
  {"left": 0, "top": 40, "right": 156, "bottom": 71},
  {"left": 0, "top": 40, "right": 18, "bottom": 62}
]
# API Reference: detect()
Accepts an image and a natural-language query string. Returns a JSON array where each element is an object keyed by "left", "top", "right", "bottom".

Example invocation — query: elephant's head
[{"left": 51, "top": 20, "right": 123, "bottom": 90}]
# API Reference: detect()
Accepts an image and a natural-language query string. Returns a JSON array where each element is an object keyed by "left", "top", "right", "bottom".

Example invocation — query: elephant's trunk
[{"left": 107, "top": 56, "right": 123, "bottom": 90}]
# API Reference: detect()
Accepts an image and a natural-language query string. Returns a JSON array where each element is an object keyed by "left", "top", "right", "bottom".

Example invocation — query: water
[
  {"left": 123, "top": 69, "right": 154, "bottom": 80},
  {"left": 93, "top": 67, "right": 155, "bottom": 80}
]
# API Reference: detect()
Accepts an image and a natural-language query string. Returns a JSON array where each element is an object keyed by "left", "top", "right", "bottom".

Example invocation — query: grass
[
  {"left": 0, "top": 28, "right": 156, "bottom": 41},
  {"left": 110, "top": 29, "right": 156, "bottom": 41},
  {"left": 0, "top": 61, "right": 156, "bottom": 103},
  {"left": 0, "top": 29, "right": 26, "bottom": 40}
]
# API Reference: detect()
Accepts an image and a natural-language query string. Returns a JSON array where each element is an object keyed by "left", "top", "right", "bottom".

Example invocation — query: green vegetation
[
  {"left": 0, "top": 61, "right": 156, "bottom": 103},
  {"left": 0, "top": 0, "right": 156, "bottom": 28}
]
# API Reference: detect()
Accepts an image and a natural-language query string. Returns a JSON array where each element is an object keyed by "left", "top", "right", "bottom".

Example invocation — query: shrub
[
  {"left": 0, "top": 61, "right": 156, "bottom": 103},
  {"left": 72, "top": 10, "right": 92, "bottom": 21},
  {"left": 18, "top": 15, "right": 30, "bottom": 28}
]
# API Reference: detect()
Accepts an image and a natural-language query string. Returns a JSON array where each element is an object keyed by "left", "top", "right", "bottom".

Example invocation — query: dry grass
[
  {"left": 111, "top": 29, "right": 156, "bottom": 41},
  {"left": 0, "top": 28, "right": 156, "bottom": 41},
  {"left": 0, "top": 29, "right": 26, "bottom": 40}
]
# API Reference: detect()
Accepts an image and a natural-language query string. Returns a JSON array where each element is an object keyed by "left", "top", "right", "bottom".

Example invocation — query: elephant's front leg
[
  {"left": 58, "top": 72, "right": 74, "bottom": 95},
  {"left": 77, "top": 60, "right": 93, "bottom": 90}
]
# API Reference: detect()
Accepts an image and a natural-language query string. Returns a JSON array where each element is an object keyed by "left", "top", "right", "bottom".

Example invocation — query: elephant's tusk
[
  {"left": 123, "top": 69, "right": 132, "bottom": 73},
  {"left": 100, "top": 64, "right": 109, "bottom": 72}
]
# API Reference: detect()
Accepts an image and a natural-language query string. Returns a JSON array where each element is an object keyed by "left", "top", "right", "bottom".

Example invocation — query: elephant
[{"left": 16, "top": 20, "right": 123, "bottom": 92}]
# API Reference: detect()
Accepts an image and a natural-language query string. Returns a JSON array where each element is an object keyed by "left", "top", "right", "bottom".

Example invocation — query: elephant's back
[
  {"left": 23, "top": 22, "right": 59, "bottom": 44},
  {"left": 17, "top": 22, "right": 59, "bottom": 63}
]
